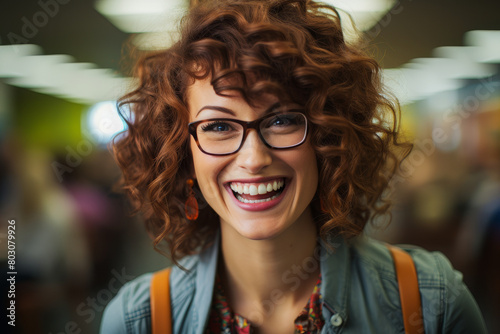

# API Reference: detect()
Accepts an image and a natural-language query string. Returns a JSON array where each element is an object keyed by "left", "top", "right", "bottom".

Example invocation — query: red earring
[{"left": 185, "top": 179, "right": 199, "bottom": 220}]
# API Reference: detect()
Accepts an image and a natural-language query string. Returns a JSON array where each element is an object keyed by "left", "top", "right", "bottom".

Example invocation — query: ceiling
[{"left": 1, "top": 0, "right": 500, "bottom": 75}]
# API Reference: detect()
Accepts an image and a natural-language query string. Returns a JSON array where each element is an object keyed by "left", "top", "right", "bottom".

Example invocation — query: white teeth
[
  {"left": 229, "top": 179, "right": 285, "bottom": 196},
  {"left": 236, "top": 193, "right": 281, "bottom": 203},
  {"left": 249, "top": 185, "right": 258, "bottom": 195}
]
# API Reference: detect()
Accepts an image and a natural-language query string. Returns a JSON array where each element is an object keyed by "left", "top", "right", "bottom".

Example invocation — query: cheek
[
  {"left": 190, "top": 139, "right": 228, "bottom": 202},
  {"left": 293, "top": 145, "right": 319, "bottom": 192}
]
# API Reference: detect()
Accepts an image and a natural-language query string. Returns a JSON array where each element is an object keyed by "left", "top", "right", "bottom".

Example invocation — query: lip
[{"left": 224, "top": 176, "right": 289, "bottom": 212}]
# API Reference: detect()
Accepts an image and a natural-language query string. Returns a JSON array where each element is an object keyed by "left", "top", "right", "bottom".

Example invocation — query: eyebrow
[
  {"left": 196, "top": 106, "right": 236, "bottom": 117},
  {"left": 195, "top": 102, "right": 282, "bottom": 118}
]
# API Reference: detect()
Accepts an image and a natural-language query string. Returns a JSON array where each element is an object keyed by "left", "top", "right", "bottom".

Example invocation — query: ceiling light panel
[
  {"left": 464, "top": 30, "right": 500, "bottom": 63},
  {"left": 0, "top": 44, "right": 43, "bottom": 78},
  {"left": 408, "top": 57, "right": 496, "bottom": 79},
  {"left": 95, "top": 0, "right": 188, "bottom": 33},
  {"left": 0, "top": 45, "right": 133, "bottom": 104},
  {"left": 324, "top": 0, "right": 394, "bottom": 12},
  {"left": 95, "top": 0, "right": 186, "bottom": 15}
]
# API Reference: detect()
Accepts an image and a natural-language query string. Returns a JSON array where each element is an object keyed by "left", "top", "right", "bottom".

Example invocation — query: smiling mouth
[{"left": 229, "top": 178, "right": 286, "bottom": 204}]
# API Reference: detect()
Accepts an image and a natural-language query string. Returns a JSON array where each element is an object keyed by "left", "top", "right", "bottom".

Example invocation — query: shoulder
[
  {"left": 348, "top": 236, "right": 487, "bottom": 333},
  {"left": 349, "top": 235, "right": 454, "bottom": 282},
  {"left": 100, "top": 255, "right": 201, "bottom": 334},
  {"left": 170, "top": 255, "right": 199, "bottom": 313},
  {"left": 100, "top": 273, "right": 153, "bottom": 334}
]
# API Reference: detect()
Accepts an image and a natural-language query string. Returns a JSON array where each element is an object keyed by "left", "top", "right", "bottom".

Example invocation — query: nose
[{"left": 235, "top": 129, "right": 272, "bottom": 173}]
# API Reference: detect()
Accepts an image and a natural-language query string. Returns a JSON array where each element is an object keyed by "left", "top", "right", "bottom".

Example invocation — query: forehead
[
  {"left": 185, "top": 78, "right": 218, "bottom": 106},
  {"left": 186, "top": 78, "right": 281, "bottom": 119}
]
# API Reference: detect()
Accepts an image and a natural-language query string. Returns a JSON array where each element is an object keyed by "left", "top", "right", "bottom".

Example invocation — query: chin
[{"left": 232, "top": 218, "right": 288, "bottom": 241}]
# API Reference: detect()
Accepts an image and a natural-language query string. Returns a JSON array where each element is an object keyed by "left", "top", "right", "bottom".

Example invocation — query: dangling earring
[{"left": 185, "top": 178, "right": 199, "bottom": 220}]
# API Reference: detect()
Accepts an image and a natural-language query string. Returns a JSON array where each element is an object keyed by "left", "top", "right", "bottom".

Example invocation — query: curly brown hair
[{"left": 113, "top": 0, "right": 411, "bottom": 266}]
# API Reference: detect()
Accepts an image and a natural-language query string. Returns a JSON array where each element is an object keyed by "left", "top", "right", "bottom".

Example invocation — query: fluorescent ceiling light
[
  {"left": 383, "top": 67, "right": 465, "bottom": 104},
  {"left": 434, "top": 46, "right": 483, "bottom": 61},
  {"left": 53, "top": 72, "right": 134, "bottom": 104},
  {"left": 385, "top": 29, "right": 500, "bottom": 104},
  {"left": 95, "top": 0, "right": 188, "bottom": 33},
  {"left": 0, "top": 45, "right": 133, "bottom": 104},
  {"left": 433, "top": 45, "right": 500, "bottom": 65},
  {"left": 102, "top": 12, "right": 184, "bottom": 33},
  {"left": 95, "top": 0, "right": 186, "bottom": 15},
  {"left": 7, "top": 54, "right": 75, "bottom": 89},
  {"left": 38, "top": 62, "right": 97, "bottom": 95},
  {"left": 401, "top": 63, "right": 465, "bottom": 98},
  {"left": 408, "top": 57, "right": 496, "bottom": 79},
  {"left": 382, "top": 68, "right": 413, "bottom": 105},
  {"left": 325, "top": 0, "right": 395, "bottom": 12},
  {"left": 132, "top": 31, "right": 180, "bottom": 50},
  {"left": 465, "top": 30, "right": 500, "bottom": 48},
  {"left": 0, "top": 44, "right": 43, "bottom": 78},
  {"left": 464, "top": 30, "right": 500, "bottom": 63}
]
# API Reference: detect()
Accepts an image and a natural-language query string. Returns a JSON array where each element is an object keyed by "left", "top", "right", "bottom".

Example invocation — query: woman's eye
[
  {"left": 201, "top": 122, "right": 233, "bottom": 132},
  {"left": 273, "top": 117, "right": 290, "bottom": 126},
  {"left": 268, "top": 115, "right": 294, "bottom": 127}
]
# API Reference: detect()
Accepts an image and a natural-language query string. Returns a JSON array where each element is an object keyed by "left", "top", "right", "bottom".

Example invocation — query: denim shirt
[{"left": 100, "top": 232, "right": 487, "bottom": 334}]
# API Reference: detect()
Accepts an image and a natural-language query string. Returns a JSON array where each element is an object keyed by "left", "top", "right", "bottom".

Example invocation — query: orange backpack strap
[
  {"left": 150, "top": 268, "right": 172, "bottom": 334},
  {"left": 387, "top": 245, "right": 425, "bottom": 334}
]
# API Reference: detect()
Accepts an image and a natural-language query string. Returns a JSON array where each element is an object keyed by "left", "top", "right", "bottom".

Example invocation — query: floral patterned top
[{"left": 205, "top": 273, "right": 324, "bottom": 334}]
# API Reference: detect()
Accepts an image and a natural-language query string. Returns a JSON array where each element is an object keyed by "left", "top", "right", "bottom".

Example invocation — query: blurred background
[{"left": 0, "top": 0, "right": 499, "bottom": 333}]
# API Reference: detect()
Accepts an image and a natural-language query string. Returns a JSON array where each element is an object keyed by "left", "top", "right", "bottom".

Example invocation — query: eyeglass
[{"left": 188, "top": 111, "right": 308, "bottom": 156}]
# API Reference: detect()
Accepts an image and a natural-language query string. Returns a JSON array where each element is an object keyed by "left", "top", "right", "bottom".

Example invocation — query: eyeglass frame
[{"left": 187, "top": 111, "right": 309, "bottom": 156}]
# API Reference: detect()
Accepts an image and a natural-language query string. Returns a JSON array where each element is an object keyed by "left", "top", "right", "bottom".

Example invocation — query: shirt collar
[
  {"left": 193, "top": 230, "right": 220, "bottom": 334},
  {"left": 192, "top": 230, "right": 351, "bottom": 333}
]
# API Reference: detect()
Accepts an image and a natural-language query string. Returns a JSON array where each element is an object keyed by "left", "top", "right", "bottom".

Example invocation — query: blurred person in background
[
  {"left": 101, "top": 0, "right": 487, "bottom": 333},
  {"left": 453, "top": 111, "right": 500, "bottom": 331},
  {"left": 0, "top": 138, "right": 92, "bottom": 333}
]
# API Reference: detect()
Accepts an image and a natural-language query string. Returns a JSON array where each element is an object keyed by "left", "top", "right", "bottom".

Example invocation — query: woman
[{"left": 101, "top": 0, "right": 487, "bottom": 333}]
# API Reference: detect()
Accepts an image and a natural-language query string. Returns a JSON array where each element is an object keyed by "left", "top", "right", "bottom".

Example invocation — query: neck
[{"left": 218, "top": 207, "right": 320, "bottom": 325}]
